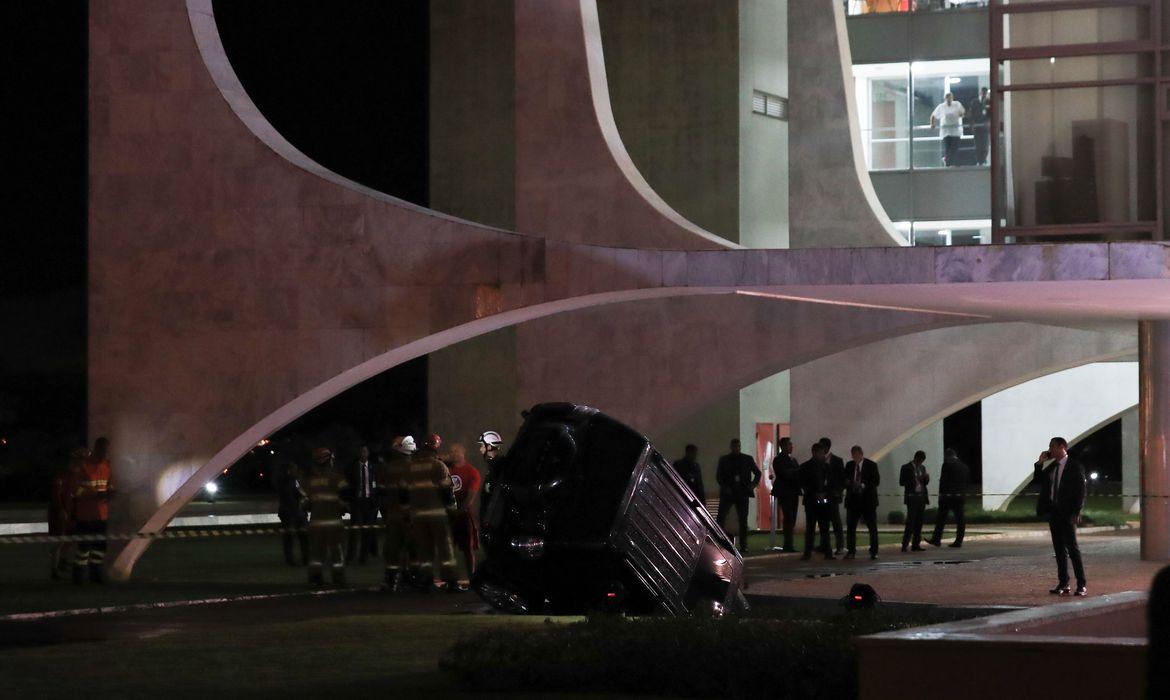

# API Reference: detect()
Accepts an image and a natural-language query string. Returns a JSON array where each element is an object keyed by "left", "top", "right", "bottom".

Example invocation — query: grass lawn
[
  {"left": 0, "top": 614, "right": 629, "bottom": 699},
  {"left": 0, "top": 532, "right": 397, "bottom": 616}
]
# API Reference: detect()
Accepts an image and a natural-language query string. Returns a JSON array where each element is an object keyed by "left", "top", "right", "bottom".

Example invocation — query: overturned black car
[{"left": 473, "top": 403, "right": 747, "bottom": 616}]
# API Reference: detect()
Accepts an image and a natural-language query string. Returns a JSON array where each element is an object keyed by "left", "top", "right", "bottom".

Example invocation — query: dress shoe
[
  {"left": 834, "top": 548, "right": 844, "bottom": 556},
  {"left": 948, "top": 542, "right": 962, "bottom": 548},
  {"left": 870, "top": 552, "right": 878, "bottom": 560},
  {"left": 1074, "top": 586, "right": 1087, "bottom": 597},
  {"left": 844, "top": 551, "right": 856, "bottom": 560},
  {"left": 911, "top": 546, "right": 925, "bottom": 552},
  {"left": 926, "top": 539, "right": 941, "bottom": 547},
  {"left": 824, "top": 554, "right": 836, "bottom": 560},
  {"left": 800, "top": 553, "right": 811, "bottom": 561},
  {"left": 1049, "top": 585, "right": 1070, "bottom": 595},
  {"left": 901, "top": 545, "right": 908, "bottom": 553}
]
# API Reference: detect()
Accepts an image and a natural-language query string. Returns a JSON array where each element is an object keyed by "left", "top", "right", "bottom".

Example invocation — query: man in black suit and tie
[
  {"left": 899, "top": 450, "right": 930, "bottom": 552},
  {"left": 844, "top": 445, "right": 881, "bottom": 560},
  {"left": 673, "top": 443, "right": 706, "bottom": 503},
  {"left": 716, "top": 439, "right": 761, "bottom": 554},
  {"left": 799, "top": 442, "right": 834, "bottom": 561},
  {"left": 1035, "top": 436, "right": 1088, "bottom": 596},
  {"left": 819, "top": 437, "right": 846, "bottom": 555},
  {"left": 344, "top": 445, "right": 378, "bottom": 564},
  {"left": 928, "top": 448, "right": 969, "bottom": 548},
  {"left": 770, "top": 437, "right": 801, "bottom": 552}
]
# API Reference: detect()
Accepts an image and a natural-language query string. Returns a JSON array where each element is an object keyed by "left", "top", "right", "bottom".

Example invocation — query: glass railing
[
  {"left": 895, "top": 219, "right": 993, "bottom": 246},
  {"left": 859, "top": 125, "right": 990, "bottom": 170},
  {"left": 846, "top": 0, "right": 988, "bottom": 15}
]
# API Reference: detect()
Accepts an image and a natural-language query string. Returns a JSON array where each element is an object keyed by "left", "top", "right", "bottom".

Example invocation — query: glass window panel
[
  {"left": 998, "top": 85, "right": 1156, "bottom": 227},
  {"left": 854, "top": 63, "right": 911, "bottom": 170},
  {"left": 1002, "top": 54, "right": 1153, "bottom": 86},
  {"left": 911, "top": 59, "right": 991, "bottom": 169},
  {"left": 846, "top": 0, "right": 988, "bottom": 15},
  {"left": 910, "top": 219, "right": 991, "bottom": 246},
  {"left": 1003, "top": 7, "right": 1149, "bottom": 48}
]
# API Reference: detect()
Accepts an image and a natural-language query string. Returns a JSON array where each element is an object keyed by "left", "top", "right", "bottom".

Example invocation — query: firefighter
[
  {"left": 412, "top": 434, "right": 463, "bottom": 592},
  {"left": 377, "top": 435, "right": 416, "bottom": 591},
  {"left": 443, "top": 443, "right": 482, "bottom": 583},
  {"left": 73, "top": 437, "right": 115, "bottom": 584},
  {"left": 50, "top": 447, "right": 86, "bottom": 579},
  {"left": 304, "top": 447, "right": 349, "bottom": 587},
  {"left": 477, "top": 430, "right": 503, "bottom": 515}
]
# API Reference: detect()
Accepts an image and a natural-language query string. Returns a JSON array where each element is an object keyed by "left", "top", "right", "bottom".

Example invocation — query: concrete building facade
[{"left": 87, "top": 0, "right": 1170, "bottom": 580}]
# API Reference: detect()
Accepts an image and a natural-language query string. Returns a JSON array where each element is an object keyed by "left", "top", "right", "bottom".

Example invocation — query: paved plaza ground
[
  {"left": 744, "top": 529, "right": 1160, "bottom": 608},
  {"left": 0, "top": 523, "right": 1163, "bottom": 698}
]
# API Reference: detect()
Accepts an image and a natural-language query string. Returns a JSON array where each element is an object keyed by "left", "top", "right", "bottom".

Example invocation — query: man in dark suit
[
  {"left": 928, "top": 448, "right": 969, "bottom": 548},
  {"left": 819, "top": 437, "right": 846, "bottom": 554},
  {"left": 1034, "top": 436, "right": 1088, "bottom": 596},
  {"left": 344, "top": 445, "right": 378, "bottom": 564},
  {"left": 672, "top": 443, "right": 706, "bottom": 503},
  {"left": 799, "top": 442, "right": 834, "bottom": 561},
  {"left": 716, "top": 439, "right": 761, "bottom": 554},
  {"left": 844, "top": 445, "right": 881, "bottom": 560},
  {"left": 770, "top": 437, "right": 801, "bottom": 552},
  {"left": 899, "top": 450, "right": 930, "bottom": 552}
]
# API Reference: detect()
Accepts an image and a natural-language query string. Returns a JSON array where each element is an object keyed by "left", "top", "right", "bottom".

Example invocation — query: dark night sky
[
  {"left": 0, "top": 2, "right": 432, "bottom": 495},
  {"left": 0, "top": 3, "right": 88, "bottom": 376}
]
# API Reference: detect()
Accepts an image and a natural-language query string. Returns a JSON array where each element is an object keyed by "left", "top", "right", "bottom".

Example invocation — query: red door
[{"left": 755, "top": 423, "right": 776, "bottom": 530}]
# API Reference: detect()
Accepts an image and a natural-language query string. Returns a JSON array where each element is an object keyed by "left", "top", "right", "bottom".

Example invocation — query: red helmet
[{"left": 423, "top": 434, "right": 443, "bottom": 451}]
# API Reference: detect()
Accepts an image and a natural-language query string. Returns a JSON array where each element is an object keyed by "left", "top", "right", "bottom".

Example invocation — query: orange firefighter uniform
[{"left": 305, "top": 448, "right": 349, "bottom": 586}]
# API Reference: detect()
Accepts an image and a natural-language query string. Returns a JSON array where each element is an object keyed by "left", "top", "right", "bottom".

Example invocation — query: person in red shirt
[
  {"left": 443, "top": 443, "right": 482, "bottom": 583},
  {"left": 49, "top": 446, "right": 86, "bottom": 579},
  {"left": 73, "top": 437, "right": 115, "bottom": 584}
]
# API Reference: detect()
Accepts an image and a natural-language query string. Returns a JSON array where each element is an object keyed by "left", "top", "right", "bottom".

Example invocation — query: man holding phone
[{"left": 1034, "top": 437, "right": 1088, "bottom": 596}]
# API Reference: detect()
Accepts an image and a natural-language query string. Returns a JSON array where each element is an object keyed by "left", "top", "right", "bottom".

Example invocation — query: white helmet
[
  {"left": 477, "top": 431, "right": 503, "bottom": 450},
  {"left": 392, "top": 435, "right": 417, "bottom": 455}
]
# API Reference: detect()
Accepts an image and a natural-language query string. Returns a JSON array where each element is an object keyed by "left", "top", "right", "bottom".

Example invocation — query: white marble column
[{"left": 1139, "top": 321, "right": 1170, "bottom": 560}]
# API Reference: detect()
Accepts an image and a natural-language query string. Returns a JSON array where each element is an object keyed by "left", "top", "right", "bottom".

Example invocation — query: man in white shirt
[{"left": 930, "top": 92, "right": 966, "bottom": 167}]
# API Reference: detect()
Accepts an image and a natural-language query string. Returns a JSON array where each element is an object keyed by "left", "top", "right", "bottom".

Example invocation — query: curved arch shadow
[
  {"left": 866, "top": 349, "right": 1136, "bottom": 465},
  {"left": 1000, "top": 402, "right": 1138, "bottom": 511}
]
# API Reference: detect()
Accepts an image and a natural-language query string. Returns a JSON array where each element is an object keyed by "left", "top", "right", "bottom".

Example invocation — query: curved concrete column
[
  {"left": 1140, "top": 321, "right": 1170, "bottom": 560},
  {"left": 982, "top": 362, "right": 1138, "bottom": 510},
  {"left": 790, "top": 323, "right": 1136, "bottom": 506},
  {"left": 514, "top": 0, "right": 735, "bottom": 250},
  {"left": 788, "top": 0, "right": 905, "bottom": 248}
]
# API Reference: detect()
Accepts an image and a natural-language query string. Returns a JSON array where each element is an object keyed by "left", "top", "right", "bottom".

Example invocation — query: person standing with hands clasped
[
  {"left": 716, "top": 439, "right": 761, "bottom": 554},
  {"left": 1035, "top": 437, "right": 1088, "bottom": 596}
]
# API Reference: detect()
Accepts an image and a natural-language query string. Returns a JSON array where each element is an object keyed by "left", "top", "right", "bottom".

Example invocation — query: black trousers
[
  {"left": 717, "top": 495, "right": 751, "bottom": 553},
  {"left": 903, "top": 499, "right": 926, "bottom": 548},
  {"left": 803, "top": 503, "right": 831, "bottom": 556},
  {"left": 778, "top": 493, "right": 799, "bottom": 550},
  {"left": 932, "top": 496, "right": 965, "bottom": 544},
  {"left": 74, "top": 520, "right": 108, "bottom": 566},
  {"left": 278, "top": 510, "right": 309, "bottom": 565},
  {"left": 347, "top": 497, "right": 379, "bottom": 562},
  {"left": 826, "top": 500, "right": 844, "bottom": 551},
  {"left": 1049, "top": 513, "right": 1087, "bottom": 587},
  {"left": 846, "top": 505, "right": 879, "bottom": 555},
  {"left": 943, "top": 135, "right": 960, "bottom": 166},
  {"left": 973, "top": 124, "right": 989, "bottom": 165}
]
